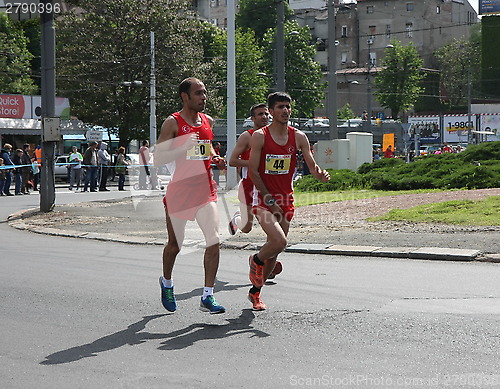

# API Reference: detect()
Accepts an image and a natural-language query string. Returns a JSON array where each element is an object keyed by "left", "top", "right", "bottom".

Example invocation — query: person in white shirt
[
  {"left": 69, "top": 146, "right": 83, "bottom": 191},
  {"left": 97, "top": 142, "right": 111, "bottom": 191}
]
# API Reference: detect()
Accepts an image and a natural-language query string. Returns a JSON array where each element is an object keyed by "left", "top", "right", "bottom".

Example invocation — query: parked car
[
  {"left": 304, "top": 118, "right": 329, "bottom": 128},
  {"left": 54, "top": 155, "right": 70, "bottom": 181},
  {"left": 243, "top": 115, "right": 272, "bottom": 127}
]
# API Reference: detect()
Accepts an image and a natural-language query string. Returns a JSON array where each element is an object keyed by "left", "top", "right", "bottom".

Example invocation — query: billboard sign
[
  {"left": 0, "top": 94, "right": 70, "bottom": 119},
  {"left": 479, "top": 114, "right": 500, "bottom": 141},
  {"left": 408, "top": 116, "right": 440, "bottom": 143},
  {"left": 443, "top": 114, "right": 475, "bottom": 143},
  {"left": 480, "top": 0, "right": 500, "bottom": 15}
]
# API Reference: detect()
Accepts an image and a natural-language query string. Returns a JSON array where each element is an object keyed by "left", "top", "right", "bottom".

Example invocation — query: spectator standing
[
  {"left": 97, "top": 142, "right": 111, "bottom": 191},
  {"left": 21, "top": 144, "right": 32, "bottom": 194},
  {"left": 33, "top": 145, "right": 42, "bottom": 191},
  {"left": 69, "top": 146, "right": 83, "bottom": 191},
  {"left": 115, "top": 146, "right": 129, "bottom": 191},
  {"left": 212, "top": 141, "right": 222, "bottom": 186},
  {"left": 0, "top": 144, "right": 14, "bottom": 195},
  {"left": 83, "top": 141, "right": 99, "bottom": 192},
  {"left": 12, "top": 149, "right": 24, "bottom": 195},
  {"left": 384, "top": 145, "right": 394, "bottom": 158},
  {"left": 139, "top": 140, "right": 151, "bottom": 190},
  {"left": 0, "top": 157, "right": 6, "bottom": 196}
]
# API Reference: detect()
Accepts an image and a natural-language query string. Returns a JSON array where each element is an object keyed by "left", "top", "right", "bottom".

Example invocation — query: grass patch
[
  {"left": 369, "top": 196, "right": 500, "bottom": 226},
  {"left": 294, "top": 189, "right": 451, "bottom": 207}
]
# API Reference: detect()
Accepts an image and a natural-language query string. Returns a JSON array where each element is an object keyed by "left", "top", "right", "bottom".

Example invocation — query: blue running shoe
[
  {"left": 200, "top": 295, "right": 226, "bottom": 314},
  {"left": 159, "top": 277, "right": 177, "bottom": 312}
]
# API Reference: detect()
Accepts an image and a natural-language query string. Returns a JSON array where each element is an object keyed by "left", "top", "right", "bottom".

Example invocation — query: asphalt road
[{"left": 1, "top": 191, "right": 500, "bottom": 388}]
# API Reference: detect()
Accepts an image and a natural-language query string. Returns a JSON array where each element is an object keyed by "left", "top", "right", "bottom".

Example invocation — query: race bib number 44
[
  {"left": 186, "top": 139, "right": 211, "bottom": 160},
  {"left": 265, "top": 154, "right": 291, "bottom": 175}
]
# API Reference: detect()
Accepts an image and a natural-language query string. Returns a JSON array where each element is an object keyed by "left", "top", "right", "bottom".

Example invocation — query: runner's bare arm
[
  {"left": 153, "top": 116, "right": 197, "bottom": 167},
  {"left": 228, "top": 131, "right": 252, "bottom": 168},
  {"left": 296, "top": 130, "right": 330, "bottom": 183}
]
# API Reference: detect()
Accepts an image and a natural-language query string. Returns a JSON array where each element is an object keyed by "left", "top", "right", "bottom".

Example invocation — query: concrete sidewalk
[{"left": 7, "top": 188, "right": 500, "bottom": 263}]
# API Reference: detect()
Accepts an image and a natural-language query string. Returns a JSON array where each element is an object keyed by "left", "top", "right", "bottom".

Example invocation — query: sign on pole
[{"left": 86, "top": 129, "right": 103, "bottom": 142}]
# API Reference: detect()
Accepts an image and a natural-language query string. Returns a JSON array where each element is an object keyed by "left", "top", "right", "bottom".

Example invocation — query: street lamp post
[
  {"left": 365, "top": 38, "right": 373, "bottom": 132},
  {"left": 328, "top": 0, "right": 338, "bottom": 140},
  {"left": 276, "top": 0, "right": 285, "bottom": 92}
]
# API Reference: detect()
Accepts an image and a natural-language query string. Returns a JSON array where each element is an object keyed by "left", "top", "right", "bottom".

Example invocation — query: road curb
[{"left": 7, "top": 209, "right": 494, "bottom": 262}]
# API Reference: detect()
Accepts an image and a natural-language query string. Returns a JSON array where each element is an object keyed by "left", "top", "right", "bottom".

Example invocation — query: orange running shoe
[
  {"left": 267, "top": 261, "right": 283, "bottom": 280},
  {"left": 248, "top": 291, "right": 266, "bottom": 311},
  {"left": 249, "top": 255, "right": 264, "bottom": 287}
]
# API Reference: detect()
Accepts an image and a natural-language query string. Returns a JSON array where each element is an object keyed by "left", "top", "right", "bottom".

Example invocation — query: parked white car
[{"left": 54, "top": 155, "right": 70, "bottom": 180}]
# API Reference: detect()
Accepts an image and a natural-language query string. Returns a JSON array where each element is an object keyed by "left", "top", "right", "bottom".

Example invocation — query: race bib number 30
[
  {"left": 186, "top": 139, "right": 211, "bottom": 160},
  {"left": 265, "top": 154, "right": 291, "bottom": 175}
]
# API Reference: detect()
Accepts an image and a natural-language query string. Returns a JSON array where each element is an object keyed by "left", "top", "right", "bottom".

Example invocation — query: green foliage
[
  {"left": 0, "top": 13, "right": 37, "bottom": 94},
  {"left": 295, "top": 142, "right": 500, "bottom": 192},
  {"left": 481, "top": 16, "right": 500, "bottom": 100},
  {"left": 56, "top": 0, "right": 221, "bottom": 146},
  {"left": 236, "top": 0, "right": 294, "bottom": 43},
  {"left": 434, "top": 38, "right": 480, "bottom": 108},
  {"left": 294, "top": 169, "right": 367, "bottom": 192},
  {"left": 261, "top": 21, "right": 326, "bottom": 116},
  {"left": 372, "top": 196, "right": 500, "bottom": 226},
  {"left": 16, "top": 17, "right": 41, "bottom": 93},
  {"left": 199, "top": 23, "right": 272, "bottom": 118},
  {"left": 374, "top": 40, "right": 425, "bottom": 119},
  {"left": 337, "top": 103, "right": 354, "bottom": 120}
]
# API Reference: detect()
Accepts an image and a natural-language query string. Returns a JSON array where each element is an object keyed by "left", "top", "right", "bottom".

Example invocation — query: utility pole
[
  {"left": 40, "top": 0, "right": 57, "bottom": 212},
  {"left": 276, "top": 0, "right": 285, "bottom": 92},
  {"left": 327, "top": 0, "right": 338, "bottom": 140},
  {"left": 150, "top": 31, "right": 156, "bottom": 148},
  {"left": 226, "top": 0, "right": 237, "bottom": 189}
]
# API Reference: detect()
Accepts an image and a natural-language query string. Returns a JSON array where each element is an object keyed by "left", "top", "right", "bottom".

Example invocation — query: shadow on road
[{"left": 40, "top": 281, "right": 265, "bottom": 365}]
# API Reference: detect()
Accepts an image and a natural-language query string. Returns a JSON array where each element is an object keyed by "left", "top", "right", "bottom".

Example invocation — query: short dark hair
[
  {"left": 142, "top": 140, "right": 149, "bottom": 146},
  {"left": 178, "top": 77, "right": 202, "bottom": 98},
  {"left": 267, "top": 92, "right": 291, "bottom": 109},
  {"left": 250, "top": 103, "right": 267, "bottom": 118}
]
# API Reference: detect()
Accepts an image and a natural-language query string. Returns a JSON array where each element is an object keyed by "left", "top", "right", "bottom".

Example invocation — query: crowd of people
[
  {"left": 0, "top": 140, "right": 154, "bottom": 195},
  {"left": 1, "top": 143, "right": 41, "bottom": 196}
]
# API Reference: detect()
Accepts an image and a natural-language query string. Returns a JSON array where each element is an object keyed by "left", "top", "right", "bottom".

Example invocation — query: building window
[
  {"left": 367, "top": 6, "right": 374, "bottom": 14},
  {"left": 406, "top": 22, "right": 413, "bottom": 38},
  {"left": 386, "top": 24, "right": 391, "bottom": 39},
  {"left": 436, "top": 5, "right": 441, "bottom": 14},
  {"left": 369, "top": 52, "right": 376, "bottom": 67},
  {"left": 341, "top": 25, "right": 348, "bottom": 38},
  {"left": 406, "top": 3, "right": 414, "bottom": 12},
  {"left": 341, "top": 52, "right": 348, "bottom": 64},
  {"left": 369, "top": 25, "right": 376, "bottom": 41}
]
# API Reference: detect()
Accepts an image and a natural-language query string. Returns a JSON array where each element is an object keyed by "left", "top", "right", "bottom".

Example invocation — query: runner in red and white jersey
[
  {"left": 246, "top": 92, "right": 330, "bottom": 311},
  {"left": 154, "top": 78, "right": 226, "bottom": 315},
  {"left": 228, "top": 103, "right": 269, "bottom": 235}
]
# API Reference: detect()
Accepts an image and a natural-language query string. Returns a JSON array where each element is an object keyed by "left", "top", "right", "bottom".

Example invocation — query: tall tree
[
  {"left": 434, "top": 38, "right": 480, "bottom": 109},
  {"left": 236, "top": 0, "right": 294, "bottom": 43},
  {"left": 56, "top": 0, "right": 223, "bottom": 146},
  {"left": 200, "top": 22, "right": 269, "bottom": 118},
  {"left": 262, "top": 21, "right": 326, "bottom": 117},
  {"left": 0, "top": 13, "right": 37, "bottom": 94},
  {"left": 374, "top": 40, "right": 425, "bottom": 119}
]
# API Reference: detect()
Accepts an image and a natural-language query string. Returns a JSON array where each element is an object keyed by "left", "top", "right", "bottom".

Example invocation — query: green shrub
[{"left": 296, "top": 141, "right": 500, "bottom": 192}]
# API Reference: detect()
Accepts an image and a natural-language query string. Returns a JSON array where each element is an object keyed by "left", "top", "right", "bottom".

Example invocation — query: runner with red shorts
[
  {"left": 228, "top": 103, "right": 269, "bottom": 235},
  {"left": 154, "top": 78, "right": 226, "bottom": 314},
  {"left": 247, "top": 92, "right": 330, "bottom": 311}
]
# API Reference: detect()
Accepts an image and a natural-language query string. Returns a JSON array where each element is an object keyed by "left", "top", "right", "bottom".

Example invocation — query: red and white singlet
[
  {"left": 163, "top": 112, "right": 217, "bottom": 220},
  {"left": 252, "top": 125, "right": 297, "bottom": 221}
]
